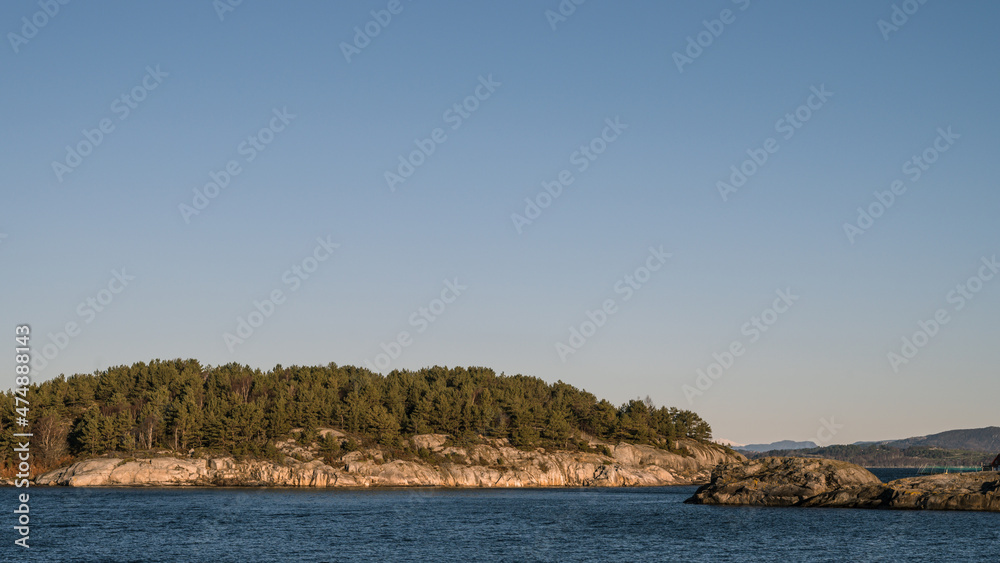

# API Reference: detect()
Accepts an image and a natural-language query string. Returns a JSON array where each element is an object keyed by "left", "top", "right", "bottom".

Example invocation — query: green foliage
[
  {"left": 2, "top": 359, "right": 713, "bottom": 465},
  {"left": 318, "top": 434, "right": 341, "bottom": 455},
  {"left": 753, "top": 443, "right": 996, "bottom": 468}
]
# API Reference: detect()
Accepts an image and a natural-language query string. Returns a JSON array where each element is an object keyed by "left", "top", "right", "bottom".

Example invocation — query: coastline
[
  {"left": 23, "top": 438, "right": 741, "bottom": 489},
  {"left": 688, "top": 457, "right": 1000, "bottom": 512}
]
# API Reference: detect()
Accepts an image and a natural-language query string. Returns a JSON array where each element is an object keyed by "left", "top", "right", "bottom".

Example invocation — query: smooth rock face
[
  {"left": 687, "top": 456, "right": 1000, "bottom": 512},
  {"left": 35, "top": 437, "right": 743, "bottom": 488},
  {"left": 37, "top": 458, "right": 211, "bottom": 487},
  {"left": 412, "top": 434, "right": 449, "bottom": 451}
]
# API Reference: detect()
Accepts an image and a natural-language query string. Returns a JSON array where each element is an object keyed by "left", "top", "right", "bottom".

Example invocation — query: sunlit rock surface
[{"left": 687, "top": 456, "right": 1000, "bottom": 512}]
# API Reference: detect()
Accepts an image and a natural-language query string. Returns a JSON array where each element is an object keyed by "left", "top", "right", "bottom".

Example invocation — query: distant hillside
[
  {"left": 738, "top": 427, "right": 1000, "bottom": 456},
  {"left": 740, "top": 427, "right": 1000, "bottom": 467},
  {"left": 737, "top": 440, "right": 817, "bottom": 453},
  {"left": 746, "top": 444, "right": 996, "bottom": 468},
  {"left": 883, "top": 427, "right": 1000, "bottom": 452},
  {"left": 713, "top": 439, "right": 745, "bottom": 448}
]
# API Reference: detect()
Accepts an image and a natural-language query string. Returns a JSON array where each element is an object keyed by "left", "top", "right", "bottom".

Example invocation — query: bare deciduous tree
[{"left": 35, "top": 412, "right": 69, "bottom": 464}]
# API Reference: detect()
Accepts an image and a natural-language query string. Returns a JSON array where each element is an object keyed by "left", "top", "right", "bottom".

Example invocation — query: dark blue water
[
  {"left": 10, "top": 484, "right": 1000, "bottom": 562},
  {"left": 870, "top": 468, "right": 923, "bottom": 481},
  {"left": 870, "top": 468, "right": 984, "bottom": 481}
]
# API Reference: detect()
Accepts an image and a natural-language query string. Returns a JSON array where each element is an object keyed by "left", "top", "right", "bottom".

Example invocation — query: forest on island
[
  {"left": 748, "top": 443, "right": 996, "bottom": 468},
  {"left": 1, "top": 359, "right": 713, "bottom": 474}
]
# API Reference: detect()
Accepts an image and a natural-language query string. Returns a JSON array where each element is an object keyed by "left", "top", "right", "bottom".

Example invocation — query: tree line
[
  {"left": 749, "top": 443, "right": 994, "bottom": 468},
  {"left": 1, "top": 359, "right": 712, "bottom": 471}
]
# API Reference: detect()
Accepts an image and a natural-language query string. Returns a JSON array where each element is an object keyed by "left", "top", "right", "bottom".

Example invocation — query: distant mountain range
[
  {"left": 878, "top": 427, "right": 1000, "bottom": 452},
  {"left": 735, "top": 427, "right": 1000, "bottom": 468},
  {"left": 712, "top": 439, "right": 745, "bottom": 448},
  {"left": 736, "top": 440, "right": 818, "bottom": 453},
  {"left": 735, "top": 427, "right": 1000, "bottom": 454}
]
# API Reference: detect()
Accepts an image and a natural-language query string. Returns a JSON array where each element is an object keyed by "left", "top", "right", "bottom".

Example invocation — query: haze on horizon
[{"left": 2, "top": 1, "right": 998, "bottom": 446}]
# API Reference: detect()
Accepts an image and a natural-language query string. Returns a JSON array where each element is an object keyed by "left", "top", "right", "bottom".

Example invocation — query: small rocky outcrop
[
  {"left": 412, "top": 434, "right": 449, "bottom": 450},
  {"left": 687, "top": 456, "right": 1000, "bottom": 512},
  {"left": 35, "top": 437, "right": 743, "bottom": 488}
]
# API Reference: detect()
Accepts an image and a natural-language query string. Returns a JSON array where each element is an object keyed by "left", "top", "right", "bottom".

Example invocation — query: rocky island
[
  {"left": 3, "top": 359, "right": 743, "bottom": 488},
  {"left": 35, "top": 435, "right": 739, "bottom": 488},
  {"left": 687, "top": 456, "right": 1000, "bottom": 511}
]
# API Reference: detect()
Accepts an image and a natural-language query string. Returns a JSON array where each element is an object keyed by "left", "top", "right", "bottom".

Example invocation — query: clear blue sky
[{"left": 2, "top": 1, "right": 998, "bottom": 445}]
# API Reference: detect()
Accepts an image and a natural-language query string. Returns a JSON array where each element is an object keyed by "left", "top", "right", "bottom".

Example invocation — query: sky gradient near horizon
[{"left": 2, "top": 1, "right": 998, "bottom": 445}]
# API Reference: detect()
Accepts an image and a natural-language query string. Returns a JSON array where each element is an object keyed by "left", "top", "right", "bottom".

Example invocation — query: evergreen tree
[{"left": 5, "top": 359, "right": 715, "bottom": 465}]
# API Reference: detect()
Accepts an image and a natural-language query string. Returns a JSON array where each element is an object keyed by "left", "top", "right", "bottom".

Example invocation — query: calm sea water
[{"left": 10, "top": 470, "right": 1000, "bottom": 562}]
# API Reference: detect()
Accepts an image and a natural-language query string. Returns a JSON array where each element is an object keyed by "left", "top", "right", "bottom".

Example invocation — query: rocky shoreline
[
  {"left": 687, "top": 456, "right": 1000, "bottom": 511},
  {"left": 28, "top": 437, "right": 740, "bottom": 488}
]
